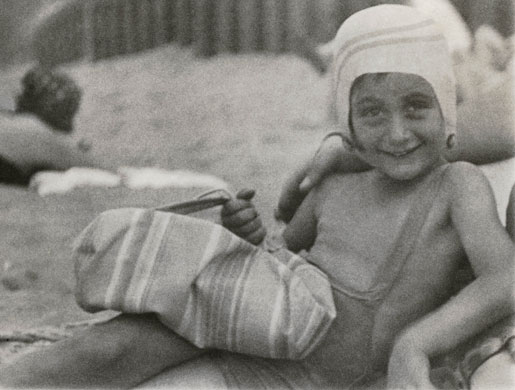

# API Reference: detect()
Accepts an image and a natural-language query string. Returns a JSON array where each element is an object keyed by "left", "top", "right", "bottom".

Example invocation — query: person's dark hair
[{"left": 15, "top": 67, "right": 82, "bottom": 133}]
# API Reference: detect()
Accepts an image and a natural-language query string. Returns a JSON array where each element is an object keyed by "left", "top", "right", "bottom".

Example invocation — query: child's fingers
[
  {"left": 221, "top": 199, "right": 253, "bottom": 217},
  {"left": 235, "top": 189, "right": 256, "bottom": 200},
  {"left": 221, "top": 189, "right": 256, "bottom": 217},
  {"left": 222, "top": 188, "right": 258, "bottom": 216},
  {"left": 243, "top": 226, "right": 267, "bottom": 245},
  {"left": 231, "top": 216, "right": 263, "bottom": 236},
  {"left": 223, "top": 207, "right": 258, "bottom": 228}
]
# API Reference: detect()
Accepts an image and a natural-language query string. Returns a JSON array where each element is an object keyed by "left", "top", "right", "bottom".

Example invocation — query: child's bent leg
[{"left": 0, "top": 313, "right": 204, "bottom": 388}]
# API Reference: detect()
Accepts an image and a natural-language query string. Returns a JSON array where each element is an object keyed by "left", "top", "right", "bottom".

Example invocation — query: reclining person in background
[
  {"left": 0, "top": 5, "right": 513, "bottom": 389},
  {"left": 0, "top": 66, "right": 94, "bottom": 186}
]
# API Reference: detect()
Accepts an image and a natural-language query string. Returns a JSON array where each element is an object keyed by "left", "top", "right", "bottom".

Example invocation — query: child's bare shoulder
[
  {"left": 443, "top": 161, "right": 489, "bottom": 186},
  {"left": 441, "top": 161, "right": 493, "bottom": 201}
]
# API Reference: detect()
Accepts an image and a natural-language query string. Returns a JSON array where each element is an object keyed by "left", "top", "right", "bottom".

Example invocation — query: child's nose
[{"left": 387, "top": 115, "right": 410, "bottom": 143}]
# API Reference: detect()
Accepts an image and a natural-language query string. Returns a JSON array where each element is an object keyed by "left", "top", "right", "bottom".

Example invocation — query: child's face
[{"left": 349, "top": 73, "right": 446, "bottom": 181}]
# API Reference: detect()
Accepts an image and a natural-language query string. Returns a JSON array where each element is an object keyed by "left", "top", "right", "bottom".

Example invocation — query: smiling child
[{"left": 0, "top": 5, "right": 513, "bottom": 389}]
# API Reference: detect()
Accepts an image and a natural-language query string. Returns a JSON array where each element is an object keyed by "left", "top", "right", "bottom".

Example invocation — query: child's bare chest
[
  {"left": 309, "top": 169, "right": 461, "bottom": 290},
  {"left": 319, "top": 189, "right": 416, "bottom": 262},
  {"left": 311, "top": 177, "right": 459, "bottom": 300}
]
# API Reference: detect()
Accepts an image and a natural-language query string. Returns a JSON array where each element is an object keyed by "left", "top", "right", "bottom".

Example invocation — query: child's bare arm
[
  {"left": 388, "top": 162, "right": 514, "bottom": 388},
  {"left": 403, "top": 162, "right": 513, "bottom": 350},
  {"left": 0, "top": 314, "right": 204, "bottom": 388},
  {"left": 282, "top": 190, "right": 318, "bottom": 253}
]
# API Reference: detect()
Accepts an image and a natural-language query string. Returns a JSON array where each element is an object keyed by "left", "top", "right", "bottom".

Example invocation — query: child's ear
[{"left": 321, "top": 131, "right": 354, "bottom": 150}]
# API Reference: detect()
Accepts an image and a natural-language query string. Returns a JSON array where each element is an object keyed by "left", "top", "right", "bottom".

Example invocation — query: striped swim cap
[{"left": 332, "top": 4, "right": 456, "bottom": 140}]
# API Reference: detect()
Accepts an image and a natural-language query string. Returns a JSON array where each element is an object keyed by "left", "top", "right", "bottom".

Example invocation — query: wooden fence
[
  {"left": 32, "top": 0, "right": 363, "bottom": 66},
  {"left": 31, "top": 0, "right": 515, "bottom": 67}
]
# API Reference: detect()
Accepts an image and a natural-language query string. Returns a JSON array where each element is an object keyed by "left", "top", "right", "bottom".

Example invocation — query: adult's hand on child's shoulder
[
  {"left": 221, "top": 189, "right": 266, "bottom": 245},
  {"left": 276, "top": 135, "right": 347, "bottom": 223},
  {"left": 299, "top": 134, "right": 345, "bottom": 193}
]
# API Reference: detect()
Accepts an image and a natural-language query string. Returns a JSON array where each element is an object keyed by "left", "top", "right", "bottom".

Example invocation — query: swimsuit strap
[{"left": 367, "top": 164, "right": 451, "bottom": 302}]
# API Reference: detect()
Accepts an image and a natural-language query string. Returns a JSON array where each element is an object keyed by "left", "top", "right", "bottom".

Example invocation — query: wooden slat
[
  {"left": 104, "top": 0, "right": 118, "bottom": 57},
  {"left": 81, "top": 2, "right": 95, "bottom": 61},
  {"left": 262, "top": 0, "right": 285, "bottom": 53},
  {"left": 65, "top": 6, "right": 83, "bottom": 62},
  {"left": 174, "top": 0, "right": 193, "bottom": 46},
  {"left": 161, "top": 0, "right": 176, "bottom": 42},
  {"left": 93, "top": 1, "right": 107, "bottom": 60},
  {"left": 237, "top": 0, "right": 260, "bottom": 52},
  {"left": 152, "top": 0, "right": 167, "bottom": 47},
  {"left": 193, "top": 0, "right": 216, "bottom": 56},
  {"left": 136, "top": 0, "right": 151, "bottom": 51},
  {"left": 162, "top": 0, "right": 176, "bottom": 42},
  {"left": 214, "top": 0, "right": 236, "bottom": 53},
  {"left": 116, "top": 0, "right": 131, "bottom": 55},
  {"left": 145, "top": 0, "right": 156, "bottom": 48},
  {"left": 108, "top": 0, "right": 121, "bottom": 56},
  {"left": 285, "top": 0, "right": 309, "bottom": 50},
  {"left": 121, "top": 0, "right": 136, "bottom": 53}
]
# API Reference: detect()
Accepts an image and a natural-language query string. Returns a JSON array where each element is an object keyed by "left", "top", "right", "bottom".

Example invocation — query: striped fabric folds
[{"left": 73, "top": 208, "right": 336, "bottom": 360}]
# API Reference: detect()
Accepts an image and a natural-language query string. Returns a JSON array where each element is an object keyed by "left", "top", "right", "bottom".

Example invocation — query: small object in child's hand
[{"left": 155, "top": 197, "right": 229, "bottom": 215}]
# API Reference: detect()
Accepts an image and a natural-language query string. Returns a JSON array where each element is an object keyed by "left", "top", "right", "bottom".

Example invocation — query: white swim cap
[{"left": 332, "top": 4, "right": 456, "bottom": 141}]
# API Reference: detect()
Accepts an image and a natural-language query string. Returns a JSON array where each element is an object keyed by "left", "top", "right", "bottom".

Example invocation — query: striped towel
[{"left": 73, "top": 208, "right": 336, "bottom": 360}]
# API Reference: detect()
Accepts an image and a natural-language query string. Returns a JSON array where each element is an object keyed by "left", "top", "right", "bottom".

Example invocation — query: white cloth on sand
[{"left": 30, "top": 167, "right": 228, "bottom": 196}]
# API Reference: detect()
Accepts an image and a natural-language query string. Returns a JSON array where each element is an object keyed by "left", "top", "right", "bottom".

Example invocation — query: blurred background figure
[
  {"left": 0, "top": 66, "right": 94, "bottom": 186},
  {"left": 15, "top": 66, "right": 82, "bottom": 134}
]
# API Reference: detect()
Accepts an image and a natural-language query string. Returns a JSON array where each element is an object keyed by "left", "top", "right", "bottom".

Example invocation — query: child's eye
[
  {"left": 359, "top": 107, "right": 382, "bottom": 117},
  {"left": 405, "top": 102, "right": 431, "bottom": 118}
]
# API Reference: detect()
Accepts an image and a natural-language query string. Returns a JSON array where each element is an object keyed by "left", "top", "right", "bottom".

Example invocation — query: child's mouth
[{"left": 381, "top": 144, "right": 422, "bottom": 158}]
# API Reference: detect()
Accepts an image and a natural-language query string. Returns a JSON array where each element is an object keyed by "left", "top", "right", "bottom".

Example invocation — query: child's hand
[
  {"left": 221, "top": 189, "right": 266, "bottom": 245},
  {"left": 387, "top": 334, "right": 437, "bottom": 390}
]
